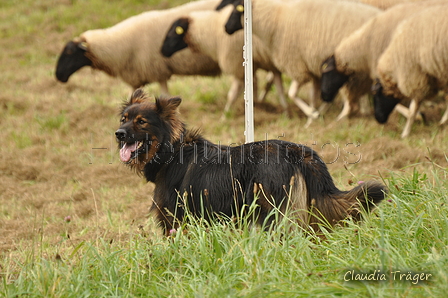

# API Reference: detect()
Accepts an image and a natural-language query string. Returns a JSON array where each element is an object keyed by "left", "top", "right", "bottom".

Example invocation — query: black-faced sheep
[
  {"left": 55, "top": 0, "right": 222, "bottom": 93},
  {"left": 374, "top": 4, "right": 448, "bottom": 138},
  {"left": 220, "top": 0, "right": 380, "bottom": 126},
  {"left": 160, "top": 5, "right": 287, "bottom": 115},
  {"left": 321, "top": 0, "right": 447, "bottom": 121}
]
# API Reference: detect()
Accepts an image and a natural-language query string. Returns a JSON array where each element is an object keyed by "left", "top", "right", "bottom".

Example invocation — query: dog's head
[{"left": 115, "top": 89, "right": 183, "bottom": 171}]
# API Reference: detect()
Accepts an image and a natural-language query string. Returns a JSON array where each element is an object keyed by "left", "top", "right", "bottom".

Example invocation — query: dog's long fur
[{"left": 116, "top": 89, "right": 386, "bottom": 235}]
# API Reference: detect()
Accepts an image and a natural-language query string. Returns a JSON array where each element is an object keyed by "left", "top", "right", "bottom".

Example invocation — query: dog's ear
[
  {"left": 130, "top": 88, "right": 148, "bottom": 104},
  {"left": 156, "top": 96, "right": 183, "bottom": 142},
  {"left": 155, "top": 96, "right": 182, "bottom": 117},
  {"left": 168, "top": 97, "right": 182, "bottom": 108},
  {"left": 120, "top": 88, "right": 149, "bottom": 115}
]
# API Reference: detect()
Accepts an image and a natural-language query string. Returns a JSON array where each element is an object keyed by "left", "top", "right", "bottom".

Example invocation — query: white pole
[{"left": 243, "top": 0, "right": 254, "bottom": 143}]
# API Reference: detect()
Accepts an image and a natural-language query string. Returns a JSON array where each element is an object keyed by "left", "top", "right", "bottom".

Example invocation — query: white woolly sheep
[
  {"left": 221, "top": 0, "right": 380, "bottom": 126},
  {"left": 55, "top": 0, "right": 222, "bottom": 94},
  {"left": 321, "top": 0, "right": 447, "bottom": 121},
  {"left": 374, "top": 4, "right": 448, "bottom": 138},
  {"left": 161, "top": 5, "right": 287, "bottom": 115}
]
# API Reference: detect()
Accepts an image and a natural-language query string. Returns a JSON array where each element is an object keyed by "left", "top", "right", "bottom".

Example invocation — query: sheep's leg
[
  {"left": 401, "top": 99, "right": 419, "bottom": 138},
  {"left": 272, "top": 71, "right": 287, "bottom": 111},
  {"left": 290, "top": 96, "right": 319, "bottom": 120},
  {"left": 258, "top": 71, "right": 274, "bottom": 102},
  {"left": 291, "top": 97, "right": 316, "bottom": 116},
  {"left": 292, "top": 96, "right": 318, "bottom": 128},
  {"left": 309, "top": 79, "right": 321, "bottom": 110},
  {"left": 287, "top": 80, "right": 319, "bottom": 126},
  {"left": 336, "top": 86, "right": 352, "bottom": 121},
  {"left": 336, "top": 98, "right": 351, "bottom": 121},
  {"left": 221, "top": 78, "right": 244, "bottom": 120},
  {"left": 394, "top": 103, "right": 427, "bottom": 122},
  {"left": 336, "top": 86, "right": 357, "bottom": 121},
  {"left": 159, "top": 80, "right": 169, "bottom": 96},
  {"left": 394, "top": 103, "right": 410, "bottom": 118},
  {"left": 440, "top": 107, "right": 448, "bottom": 125},
  {"left": 359, "top": 94, "right": 371, "bottom": 115},
  {"left": 318, "top": 102, "right": 330, "bottom": 115},
  {"left": 288, "top": 80, "right": 299, "bottom": 100},
  {"left": 303, "top": 80, "right": 325, "bottom": 127},
  {"left": 336, "top": 94, "right": 370, "bottom": 121},
  {"left": 439, "top": 94, "right": 448, "bottom": 125}
]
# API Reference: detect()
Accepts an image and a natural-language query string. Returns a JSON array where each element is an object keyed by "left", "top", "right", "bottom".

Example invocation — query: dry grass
[{"left": 1, "top": 0, "right": 447, "bottom": 264}]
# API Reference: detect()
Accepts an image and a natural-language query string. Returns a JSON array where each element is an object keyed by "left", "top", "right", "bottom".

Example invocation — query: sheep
[
  {"left": 55, "top": 0, "right": 222, "bottom": 94},
  {"left": 320, "top": 0, "right": 447, "bottom": 121},
  {"left": 160, "top": 5, "right": 287, "bottom": 115},
  {"left": 374, "top": 4, "right": 448, "bottom": 138},
  {"left": 220, "top": 0, "right": 381, "bottom": 126}
]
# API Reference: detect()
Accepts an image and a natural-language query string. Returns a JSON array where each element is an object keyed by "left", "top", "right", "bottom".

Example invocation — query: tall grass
[
  {"left": 1, "top": 169, "right": 447, "bottom": 297},
  {"left": 1, "top": 0, "right": 447, "bottom": 297}
]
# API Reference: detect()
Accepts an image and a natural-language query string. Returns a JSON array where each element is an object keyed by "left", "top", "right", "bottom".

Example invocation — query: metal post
[{"left": 243, "top": 0, "right": 254, "bottom": 143}]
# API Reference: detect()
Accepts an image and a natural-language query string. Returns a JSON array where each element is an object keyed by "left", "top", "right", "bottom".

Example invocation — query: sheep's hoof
[{"left": 310, "top": 109, "right": 320, "bottom": 119}]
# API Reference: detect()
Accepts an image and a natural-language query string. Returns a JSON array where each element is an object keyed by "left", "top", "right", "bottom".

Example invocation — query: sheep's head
[
  {"left": 55, "top": 38, "right": 92, "bottom": 82},
  {"left": 161, "top": 18, "right": 189, "bottom": 58},
  {"left": 320, "top": 56, "right": 348, "bottom": 102},
  {"left": 372, "top": 79, "right": 400, "bottom": 124},
  {"left": 225, "top": 0, "right": 244, "bottom": 34}
]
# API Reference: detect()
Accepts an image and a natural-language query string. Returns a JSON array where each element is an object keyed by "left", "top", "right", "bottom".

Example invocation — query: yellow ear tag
[
  {"left": 175, "top": 26, "right": 184, "bottom": 35},
  {"left": 322, "top": 63, "right": 328, "bottom": 70},
  {"left": 236, "top": 5, "right": 244, "bottom": 12}
]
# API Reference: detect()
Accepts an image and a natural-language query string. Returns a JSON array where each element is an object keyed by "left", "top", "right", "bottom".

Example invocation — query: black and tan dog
[{"left": 115, "top": 89, "right": 386, "bottom": 235}]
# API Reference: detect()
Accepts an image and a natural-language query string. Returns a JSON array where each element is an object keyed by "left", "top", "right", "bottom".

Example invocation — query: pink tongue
[{"left": 120, "top": 142, "right": 139, "bottom": 162}]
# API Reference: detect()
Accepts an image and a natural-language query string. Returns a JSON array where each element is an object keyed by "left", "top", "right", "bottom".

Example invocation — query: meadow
[{"left": 1, "top": 0, "right": 447, "bottom": 297}]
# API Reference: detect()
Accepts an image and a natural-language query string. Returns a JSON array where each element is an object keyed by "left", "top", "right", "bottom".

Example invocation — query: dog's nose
[{"left": 115, "top": 129, "right": 127, "bottom": 140}]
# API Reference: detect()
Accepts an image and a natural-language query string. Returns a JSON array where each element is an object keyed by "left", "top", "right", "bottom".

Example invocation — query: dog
[{"left": 115, "top": 89, "right": 386, "bottom": 235}]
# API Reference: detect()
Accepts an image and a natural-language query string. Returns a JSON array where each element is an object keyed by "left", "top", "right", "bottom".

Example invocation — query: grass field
[{"left": 1, "top": 0, "right": 447, "bottom": 297}]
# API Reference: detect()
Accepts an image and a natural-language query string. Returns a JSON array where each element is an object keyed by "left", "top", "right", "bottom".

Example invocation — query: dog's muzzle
[{"left": 115, "top": 128, "right": 127, "bottom": 140}]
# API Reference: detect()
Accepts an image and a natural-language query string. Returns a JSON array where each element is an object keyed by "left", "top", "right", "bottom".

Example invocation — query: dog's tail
[{"left": 308, "top": 180, "right": 387, "bottom": 231}]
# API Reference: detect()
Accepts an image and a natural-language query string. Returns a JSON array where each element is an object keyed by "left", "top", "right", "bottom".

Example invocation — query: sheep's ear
[
  {"left": 78, "top": 42, "right": 88, "bottom": 51},
  {"left": 173, "top": 18, "right": 189, "bottom": 36},
  {"left": 321, "top": 55, "right": 336, "bottom": 73},
  {"left": 371, "top": 79, "right": 382, "bottom": 95},
  {"left": 73, "top": 37, "right": 88, "bottom": 51}
]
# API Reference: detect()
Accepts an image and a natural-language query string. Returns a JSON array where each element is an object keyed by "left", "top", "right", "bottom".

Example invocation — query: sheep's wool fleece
[
  {"left": 377, "top": 4, "right": 448, "bottom": 100},
  {"left": 79, "top": 0, "right": 221, "bottom": 88}
]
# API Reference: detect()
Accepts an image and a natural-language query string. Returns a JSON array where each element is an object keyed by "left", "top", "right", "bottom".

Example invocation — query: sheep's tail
[{"left": 308, "top": 181, "right": 387, "bottom": 231}]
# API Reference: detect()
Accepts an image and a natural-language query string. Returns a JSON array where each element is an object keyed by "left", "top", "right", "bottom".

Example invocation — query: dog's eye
[
  {"left": 120, "top": 117, "right": 126, "bottom": 123},
  {"left": 138, "top": 119, "right": 146, "bottom": 125}
]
